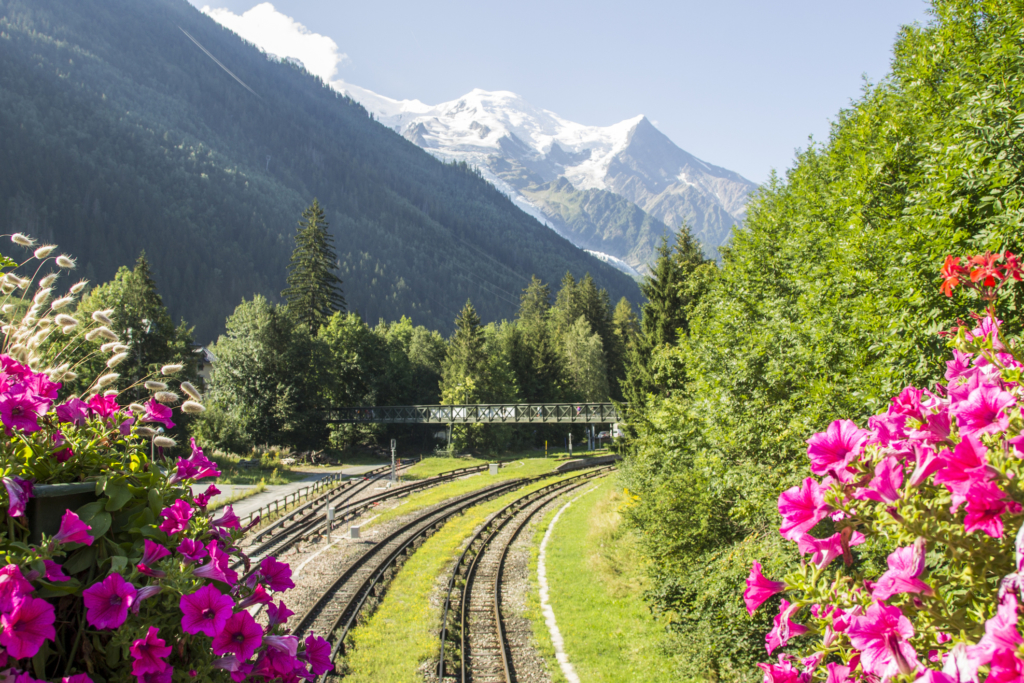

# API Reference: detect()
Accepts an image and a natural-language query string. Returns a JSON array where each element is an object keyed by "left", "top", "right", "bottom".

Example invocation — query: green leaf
[
  {"left": 108, "top": 555, "right": 127, "bottom": 574},
  {"left": 103, "top": 481, "right": 132, "bottom": 511},
  {"left": 106, "top": 640, "right": 121, "bottom": 667},
  {"left": 62, "top": 546, "right": 96, "bottom": 574},
  {"left": 148, "top": 487, "right": 164, "bottom": 515}
]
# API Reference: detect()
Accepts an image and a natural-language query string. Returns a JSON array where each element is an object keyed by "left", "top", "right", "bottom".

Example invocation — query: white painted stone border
[{"left": 537, "top": 484, "right": 600, "bottom": 683}]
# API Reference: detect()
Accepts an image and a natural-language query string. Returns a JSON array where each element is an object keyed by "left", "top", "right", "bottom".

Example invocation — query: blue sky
[{"left": 191, "top": 0, "right": 930, "bottom": 184}]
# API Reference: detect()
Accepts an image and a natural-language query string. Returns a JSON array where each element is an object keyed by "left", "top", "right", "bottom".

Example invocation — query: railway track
[
  {"left": 235, "top": 463, "right": 488, "bottom": 573},
  {"left": 293, "top": 477, "right": 531, "bottom": 680},
  {"left": 437, "top": 466, "right": 615, "bottom": 683}
]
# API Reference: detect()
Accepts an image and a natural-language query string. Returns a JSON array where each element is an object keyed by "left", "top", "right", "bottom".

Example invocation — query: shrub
[
  {"left": 0, "top": 235, "right": 330, "bottom": 682},
  {"left": 745, "top": 252, "right": 1024, "bottom": 681}
]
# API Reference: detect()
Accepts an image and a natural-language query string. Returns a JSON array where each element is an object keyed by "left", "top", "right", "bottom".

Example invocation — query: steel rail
[
  {"left": 293, "top": 479, "right": 529, "bottom": 681},
  {"left": 436, "top": 466, "right": 614, "bottom": 682},
  {"left": 235, "top": 463, "right": 489, "bottom": 574}
]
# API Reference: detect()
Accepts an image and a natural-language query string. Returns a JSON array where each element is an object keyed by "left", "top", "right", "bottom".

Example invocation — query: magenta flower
[
  {"left": 52, "top": 431, "right": 74, "bottom": 463},
  {"left": 132, "top": 585, "right": 163, "bottom": 614},
  {"left": 854, "top": 456, "right": 904, "bottom": 504},
  {"left": 268, "top": 601, "right": 295, "bottom": 629},
  {"left": 136, "top": 670, "right": 173, "bottom": 683},
  {"left": 87, "top": 393, "right": 120, "bottom": 419},
  {"left": 756, "top": 657, "right": 805, "bottom": 683},
  {"left": 139, "top": 539, "right": 171, "bottom": 577},
  {"left": 969, "top": 595, "right": 1023, "bottom": 666},
  {"left": 212, "top": 505, "right": 241, "bottom": 530},
  {"left": 189, "top": 438, "right": 220, "bottom": 478},
  {"left": 259, "top": 648, "right": 304, "bottom": 677},
  {"left": 797, "top": 530, "right": 866, "bottom": 570},
  {"left": 55, "top": 397, "right": 90, "bottom": 427},
  {"left": 963, "top": 480, "right": 1021, "bottom": 538},
  {"left": 989, "top": 650, "right": 1024, "bottom": 683},
  {"left": 22, "top": 372, "right": 59, "bottom": 400},
  {"left": 43, "top": 560, "right": 70, "bottom": 582},
  {"left": 212, "top": 656, "right": 254, "bottom": 682},
  {"left": 935, "top": 435, "right": 991, "bottom": 511},
  {"left": 193, "top": 541, "right": 238, "bottom": 585},
  {"left": 119, "top": 417, "right": 135, "bottom": 435},
  {"left": 0, "top": 564, "right": 34, "bottom": 611},
  {"left": 143, "top": 397, "right": 175, "bottom": 430},
  {"left": 945, "top": 349, "right": 975, "bottom": 382},
  {"left": 868, "top": 411, "right": 909, "bottom": 447},
  {"left": 62, "top": 675, "right": 94, "bottom": 683},
  {"left": 952, "top": 384, "right": 1016, "bottom": 436},
  {"left": 180, "top": 585, "right": 234, "bottom": 637},
  {"left": 966, "top": 316, "right": 1006, "bottom": 350},
  {"left": 765, "top": 600, "right": 808, "bottom": 654},
  {"left": 743, "top": 562, "right": 786, "bottom": 615},
  {"left": 238, "top": 584, "right": 272, "bottom": 609},
  {"left": 176, "top": 538, "right": 208, "bottom": 563},
  {"left": 264, "top": 635, "right": 299, "bottom": 656},
  {"left": 158, "top": 499, "right": 193, "bottom": 535},
  {"left": 194, "top": 484, "right": 221, "bottom": 508},
  {"left": 806, "top": 420, "right": 868, "bottom": 480},
  {"left": 3, "top": 476, "right": 33, "bottom": 517},
  {"left": 211, "top": 610, "right": 263, "bottom": 661},
  {"left": 873, "top": 540, "right": 933, "bottom": 601},
  {"left": 909, "top": 444, "right": 944, "bottom": 488},
  {"left": 53, "top": 510, "right": 94, "bottom": 545},
  {"left": 908, "top": 410, "right": 951, "bottom": 444},
  {"left": 0, "top": 595, "right": 57, "bottom": 659},
  {"left": 0, "top": 388, "right": 49, "bottom": 432},
  {"left": 891, "top": 387, "right": 927, "bottom": 422},
  {"left": 847, "top": 602, "right": 920, "bottom": 677},
  {"left": 304, "top": 634, "right": 332, "bottom": 676},
  {"left": 257, "top": 556, "right": 295, "bottom": 592},
  {"left": 82, "top": 573, "right": 137, "bottom": 629},
  {"left": 130, "top": 626, "right": 172, "bottom": 677},
  {"left": 778, "top": 478, "right": 828, "bottom": 541}
]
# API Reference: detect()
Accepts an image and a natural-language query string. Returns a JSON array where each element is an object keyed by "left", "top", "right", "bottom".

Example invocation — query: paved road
[{"left": 208, "top": 464, "right": 391, "bottom": 520}]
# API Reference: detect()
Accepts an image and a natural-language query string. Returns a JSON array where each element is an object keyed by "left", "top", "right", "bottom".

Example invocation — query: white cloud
[{"left": 200, "top": 3, "right": 347, "bottom": 81}]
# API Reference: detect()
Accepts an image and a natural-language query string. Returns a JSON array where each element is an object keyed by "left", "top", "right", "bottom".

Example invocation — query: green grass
[
  {"left": 526, "top": 476, "right": 680, "bottom": 683},
  {"left": 364, "top": 456, "right": 564, "bottom": 529},
  {"left": 209, "top": 453, "right": 309, "bottom": 486},
  {"left": 342, "top": 474, "right": 580, "bottom": 682},
  {"left": 209, "top": 480, "right": 267, "bottom": 510}
]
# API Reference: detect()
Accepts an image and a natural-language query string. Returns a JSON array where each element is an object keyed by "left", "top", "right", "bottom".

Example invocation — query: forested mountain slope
[{"left": 0, "top": 0, "right": 640, "bottom": 340}]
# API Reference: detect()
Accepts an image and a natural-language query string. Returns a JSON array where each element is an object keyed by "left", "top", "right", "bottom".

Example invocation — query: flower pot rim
[{"left": 33, "top": 481, "right": 97, "bottom": 496}]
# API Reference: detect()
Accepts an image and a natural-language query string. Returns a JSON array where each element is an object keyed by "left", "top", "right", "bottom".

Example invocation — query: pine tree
[{"left": 282, "top": 199, "right": 346, "bottom": 331}]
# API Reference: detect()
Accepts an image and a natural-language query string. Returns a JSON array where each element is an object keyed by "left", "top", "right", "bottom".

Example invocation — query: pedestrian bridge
[{"left": 325, "top": 403, "right": 622, "bottom": 424}]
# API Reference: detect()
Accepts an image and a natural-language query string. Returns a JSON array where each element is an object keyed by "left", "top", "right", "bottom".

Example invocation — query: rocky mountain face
[{"left": 338, "top": 85, "right": 758, "bottom": 273}]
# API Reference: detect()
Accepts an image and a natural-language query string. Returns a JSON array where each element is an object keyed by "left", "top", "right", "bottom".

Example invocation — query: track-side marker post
[{"left": 326, "top": 506, "right": 335, "bottom": 543}]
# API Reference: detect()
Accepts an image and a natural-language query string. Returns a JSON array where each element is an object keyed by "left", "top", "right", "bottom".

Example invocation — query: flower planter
[{"left": 27, "top": 482, "right": 97, "bottom": 543}]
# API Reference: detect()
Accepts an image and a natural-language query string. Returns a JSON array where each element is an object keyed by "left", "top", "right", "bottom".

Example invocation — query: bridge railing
[{"left": 325, "top": 403, "right": 622, "bottom": 424}]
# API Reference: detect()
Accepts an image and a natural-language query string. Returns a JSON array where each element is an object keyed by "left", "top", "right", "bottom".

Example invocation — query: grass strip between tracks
[
  {"left": 525, "top": 475, "right": 680, "bottom": 683},
  {"left": 362, "top": 457, "right": 563, "bottom": 529},
  {"left": 340, "top": 472, "right": 582, "bottom": 683}
]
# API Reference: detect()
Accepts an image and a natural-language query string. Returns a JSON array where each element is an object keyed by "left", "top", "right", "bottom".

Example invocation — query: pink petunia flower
[
  {"left": 264, "top": 635, "right": 299, "bottom": 657},
  {"left": 143, "top": 398, "right": 175, "bottom": 430},
  {"left": 193, "top": 541, "right": 238, "bottom": 585},
  {"left": 766, "top": 600, "right": 808, "bottom": 654},
  {"left": 935, "top": 435, "right": 991, "bottom": 512},
  {"left": 43, "top": 560, "right": 70, "bottom": 582},
  {"left": 3, "top": 477, "right": 34, "bottom": 517},
  {"left": 258, "top": 648, "right": 304, "bottom": 677},
  {"left": 158, "top": 499, "right": 193, "bottom": 535},
  {"left": 87, "top": 393, "right": 120, "bottom": 419},
  {"left": 963, "top": 480, "right": 1021, "bottom": 538},
  {"left": 55, "top": 398, "right": 90, "bottom": 427},
  {"left": 823, "top": 662, "right": 850, "bottom": 683},
  {"left": 989, "top": 649, "right": 1024, "bottom": 683},
  {"left": 952, "top": 384, "right": 1016, "bottom": 437},
  {"left": 968, "top": 594, "right": 1023, "bottom": 667},
  {"left": 82, "top": 573, "right": 137, "bottom": 629},
  {"left": 908, "top": 410, "right": 951, "bottom": 444},
  {"left": 51, "top": 431, "right": 74, "bottom": 463},
  {"left": 778, "top": 478, "right": 828, "bottom": 541},
  {"left": 212, "top": 656, "right": 254, "bottom": 682},
  {"left": 873, "top": 539, "right": 933, "bottom": 601},
  {"left": 796, "top": 530, "right": 866, "bottom": 570},
  {"left": 891, "top": 387, "right": 927, "bottom": 422},
  {"left": 255, "top": 556, "right": 295, "bottom": 593},
  {"left": 130, "top": 626, "right": 172, "bottom": 677},
  {"left": 303, "top": 634, "right": 332, "bottom": 676},
  {"left": 743, "top": 562, "right": 786, "bottom": 615},
  {"left": 180, "top": 585, "right": 234, "bottom": 637},
  {"left": 909, "top": 444, "right": 944, "bottom": 488},
  {"left": 62, "top": 675, "right": 94, "bottom": 683},
  {"left": 176, "top": 538, "right": 208, "bottom": 563},
  {"left": 267, "top": 600, "right": 295, "bottom": 630},
  {"left": 119, "top": 417, "right": 135, "bottom": 436},
  {"left": 194, "top": 485, "right": 221, "bottom": 508},
  {"left": 53, "top": 510, "right": 94, "bottom": 545},
  {"left": 212, "top": 505, "right": 241, "bottom": 530},
  {"left": 847, "top": 602, "right": 920, "bottom": 677},
  {"left": 945, "top": 349, "right": 975, "bottom": 382},
  {"left": 0, "top": 563, "right": 34, "bottom": 611},
  {"left": 854, "top": 456, "right": 904, "bottom": 504},
  {"left": 211, "top": 610, "right": 263, "bottom": 661},
  {"left": 0, "top": 595, "right": 57, "bottom": 659},
  {"left": 806, "top": 420, "right": 869, "bottom": 480},
  {"left": 132, "top": 585, "right": 163, "bottom": 614},
  {"left": 0, "top": 388, "right": 50, "bottom": 433},
  {"left": 138, "top": 539, "right": 172, "bottom": 577},
  {"left": 756, "top": 656, "right": 807, "bottom": 683},
  {"left": 136, "top": 670, "right": 173, "bottom": 683},
  {"left": 238, "top": 584, "right": 272, "bottom": 609}
]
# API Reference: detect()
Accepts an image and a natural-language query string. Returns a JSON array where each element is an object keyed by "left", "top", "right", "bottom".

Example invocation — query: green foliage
[
  {"left": 282, "top": 199, "right": 346, "bottom": 330},
  {"left": 622, "top": 1, "right": 1024, "bottom": 677},
  {"left": 0, "top": 0, "right": 640, "bottom": 342}
]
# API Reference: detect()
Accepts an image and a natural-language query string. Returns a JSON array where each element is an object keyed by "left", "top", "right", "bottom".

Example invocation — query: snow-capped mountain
[{"left": 336, "top": 83, "right": 757, "bottom": 272}]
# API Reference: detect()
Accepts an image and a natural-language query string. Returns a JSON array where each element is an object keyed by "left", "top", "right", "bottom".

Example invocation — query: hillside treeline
[
  {"left": 620, "top": 0, "right": 1024, "bottom": 678},
  {"left": 195, "top": 272, "right": 635, "bottom": 454}
]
